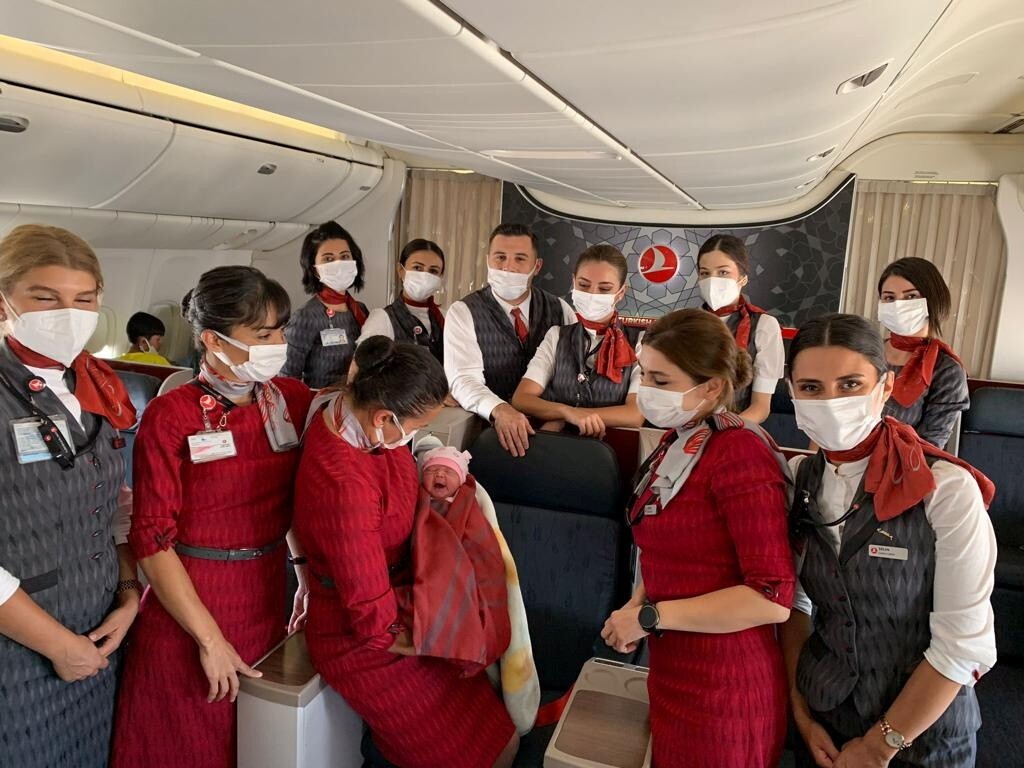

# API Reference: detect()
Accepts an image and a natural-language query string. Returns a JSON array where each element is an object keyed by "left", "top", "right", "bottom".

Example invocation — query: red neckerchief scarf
[
  {"left": 318, "top": 287, "right": 367, "bottom": 327},
  {"left": 400, "top": 476, "right": 510, "bottom": 675},
  {"left": 403, "top": 295, "right": 445, "bottom": 332},
  {"left": 705, "top": 295, "right": 766, "bottom": 349},
  {"left": 6, "top": 337, "right": 136, "bottom": 430},
  {"left": 824, "top": 416, "right": 994, "bottom": 521},
  {"left": 197, "top": 362, "right": 299, "bottom": 452},
  {"left": 889, "top": 334, "right": 964, "bottom": 408},
  {"left": 577, "top": 313, "right": 637, "bottom": 385}
]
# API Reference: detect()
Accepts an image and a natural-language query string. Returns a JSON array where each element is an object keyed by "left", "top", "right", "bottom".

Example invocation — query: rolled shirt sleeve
[
  {"left": 752, "top": 313, "right": 785, "bottom": 395},
  {"left": 443, "top": 300, "right": 505, "bottom": 421},
  {"left": 922, "top": 460, "right": 998, "bottom": 686},
  {"left": 0, "top": 565, "right": 19, "bottom": 607},
  {"left": 521, "top": 326, "right": 560, "bottom": 390}
]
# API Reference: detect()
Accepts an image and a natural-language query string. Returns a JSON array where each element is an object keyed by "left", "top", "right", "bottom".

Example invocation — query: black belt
[
  {"left": 315, "top": 560, "right": 406, "bottom": 589},
  {"left": 175, "top": 538, "right": 285, "bottom": 562},
  {"left": 21, "top": 569, "right": 59, "bottom": 594}
]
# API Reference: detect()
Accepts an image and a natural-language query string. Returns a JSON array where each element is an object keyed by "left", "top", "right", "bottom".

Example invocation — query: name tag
[
  {"left": 187, "top": 431, "right": 238, "bottom": 464},
  {"left": 11, "top": 416, "right": 73, "bottom": 464},
  {"left": 320, "top": 327, "right": 348, "bottom": 347},
  {"left": 643, "top": 504, "right": 658, "bottom": 517},
  {"left": 868, "top": 544, "right": 908, "bottom": 561}
]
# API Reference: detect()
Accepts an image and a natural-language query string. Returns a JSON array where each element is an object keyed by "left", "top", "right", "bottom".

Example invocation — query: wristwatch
[
  {"left": 637, "top": 600, "right": 662, "bottom": 637},
  {"left": 879, "top": 716, "right": 912, "bottom": 750}
]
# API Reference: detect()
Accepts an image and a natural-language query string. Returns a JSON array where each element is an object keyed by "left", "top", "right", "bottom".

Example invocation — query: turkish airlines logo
[{"left": 639, "top": 245, "right": 679, "bottom": 284}]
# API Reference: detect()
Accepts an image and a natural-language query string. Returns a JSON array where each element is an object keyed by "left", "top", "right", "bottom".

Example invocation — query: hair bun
[
  {"left": 732, "top": 345, "right": 753, "bottom": 390},
  {"left": 354, "top": 335, "right": 396, "bottom": 375}
]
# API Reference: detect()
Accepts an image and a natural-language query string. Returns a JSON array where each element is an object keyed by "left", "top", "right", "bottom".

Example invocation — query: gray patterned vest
[
  {"left": 0, "top": 343, "right": 124, "bottom": 688},
  {"left": 383, "top": 299, "right": 443, "bottom": 363},
  {"left": 792, "top": 452, "right": 980, "bottom": 750},
  {"left": 542, "top": 322, "right": 641, "bottom": 408},
  {"left": 462, "top": 286, "right": 564, "bottom": 402},
  {"left": 720, "top": 309, "right": 761, "bottom": 412}
]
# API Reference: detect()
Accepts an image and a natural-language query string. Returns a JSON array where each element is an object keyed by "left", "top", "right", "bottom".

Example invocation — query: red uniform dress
[
  {"left": 632, "top": 428, "right": 795, "bottom": 768},
  {"left": 294, "top": 412, "right": 515, "bottom": 768},
  {"left": 111, "top": 378, "right": 312, "bottom": 768}
]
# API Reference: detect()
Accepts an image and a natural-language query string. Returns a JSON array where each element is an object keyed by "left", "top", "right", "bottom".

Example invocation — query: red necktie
[{"left": 511, "top": 308, "right": 528, "bottom": 344}]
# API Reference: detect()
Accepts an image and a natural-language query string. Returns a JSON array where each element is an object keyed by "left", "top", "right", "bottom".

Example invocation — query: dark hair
[
  {"left": 300, "top": 221, "right": 365, "bottom": 295},
  {"left": 126, "top": 311, "right": 165, "bottom": 343},
  {"left": 182, "top": 266, "right": 291, "bottom": 349},
  {"left": 643, "top": 309, "right": 752, "bottom": 411},
  {"left": 786, "top": 313, "right": 887, "bottom": 380},
  {"left": 876, "top": 257, "right": 951, "bottom": 338},
  {"left": 350, "top": 336, "right": 449, "bottom": 418},
  {"left": 574, "top": 244, "right": 628, "bottom": 285},
  {"left": 488, "top": 223, "right": 540, "bottom": 257},
  {"left": 697, "top": 234, "right": 750, "bottom": 277},
  {"left": 400, "top": 239, "right": 446, "bottom": 271}
]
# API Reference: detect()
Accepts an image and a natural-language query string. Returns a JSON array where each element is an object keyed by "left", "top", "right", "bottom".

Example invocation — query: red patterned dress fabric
[
  {"left": 631, "top": 427, "right": 795, "bottom": 768},
  {"left": 110, "top": 378, "right": 313, "bottom": 768},
  {"left": 293, "top": 414, "right": 514, "bottom": 768}
]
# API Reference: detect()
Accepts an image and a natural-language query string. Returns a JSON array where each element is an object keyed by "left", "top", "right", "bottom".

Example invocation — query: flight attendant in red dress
[
  {"left": 602, "top": 308, "right": 795, "bottom": 768},
  {"left": 111, "top": 266, "right": 313, "bottom": 768},
  {"left": 294, "top": 337, "right": 519, "bottom": 768}
]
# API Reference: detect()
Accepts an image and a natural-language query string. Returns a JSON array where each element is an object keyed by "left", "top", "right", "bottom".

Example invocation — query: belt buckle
[{"left": 232, "top": 547, "right": 261, "bottom": 561}]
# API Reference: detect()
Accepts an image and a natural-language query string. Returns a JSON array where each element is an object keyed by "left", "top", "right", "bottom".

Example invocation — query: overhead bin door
[
  {"left": 0, "top": 82, "right": 173, "bottom": 208},
  {"left": 100, "top": 123, "right": 356, "bottom": 222}
]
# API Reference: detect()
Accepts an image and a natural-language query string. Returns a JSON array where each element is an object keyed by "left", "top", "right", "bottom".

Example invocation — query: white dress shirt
[
  {"left": 714, "top": 312, "right": 784, "bottom": 394},
  {"left": 358, "top": 303, "right": 433, "bottom": 344},
  {"left": 444, "top": 288, "right": 575, "bottom": 420},
  {"left": 0, "top": 369, "right": 134, "bottom": 607},
  {"left": 523, "top": 324, "right": 642, "bottom": 396},
  {"left": 789, "top": 455, "right": 997, "bottom": 687}
]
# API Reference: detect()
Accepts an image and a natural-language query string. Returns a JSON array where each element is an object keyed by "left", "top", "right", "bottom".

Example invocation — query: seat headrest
[
  {"left": 468, "top": 429, "right": 623, "bottom": 519},
  {"left": 770, "top": 377, "right": 794, "bottom": 415},
  {"left": 114, "top": 371, "right": 162, "bottom": 427},
  {"left": 962, "top": 387, "right": 1024, "bottom": 438}
]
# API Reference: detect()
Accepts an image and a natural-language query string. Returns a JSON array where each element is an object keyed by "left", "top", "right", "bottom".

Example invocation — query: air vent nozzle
[
  {"left": 0, "top": 115, "right": 30, "bottom": 134},
  {"left": 837, "top": 62, "right": 890, "bottom": 95}
]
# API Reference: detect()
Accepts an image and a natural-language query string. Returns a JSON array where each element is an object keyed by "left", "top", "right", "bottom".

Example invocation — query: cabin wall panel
[{"left": 992, "top": 175, "right": 1024, "bottom": 381}]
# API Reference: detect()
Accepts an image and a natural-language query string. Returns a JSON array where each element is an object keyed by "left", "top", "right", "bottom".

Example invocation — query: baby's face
[{"left": 423, "top": 465, "right": 462, "bottom": 500}]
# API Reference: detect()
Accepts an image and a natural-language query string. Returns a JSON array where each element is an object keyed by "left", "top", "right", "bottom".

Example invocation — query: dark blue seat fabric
[
  {"left": 470, "top": 429, "right": 632, "bottom": 693},
  {"left": 113, "top": 370, "right": 161, "bottom": 487},
  {"left": 976, "top": 663, "right": 1024, "bottom": 767},
  {"left": 762, "top": 378, "right": 805, "bottom": 449}
]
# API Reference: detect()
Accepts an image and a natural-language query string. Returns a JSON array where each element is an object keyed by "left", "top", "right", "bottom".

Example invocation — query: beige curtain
[
  {"left": 396, "top": 170, "right": 502, "bottom": 310},
  {"left": 844, "top": 180, "right": 1007, "bottom": 377}
]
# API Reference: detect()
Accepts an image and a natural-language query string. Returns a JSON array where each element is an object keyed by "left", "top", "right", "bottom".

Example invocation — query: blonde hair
[{"left": 0, "top": 225, "right": 103, "bottom": 295}]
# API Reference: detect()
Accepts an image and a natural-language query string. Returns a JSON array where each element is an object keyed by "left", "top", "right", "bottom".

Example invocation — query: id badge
[
  {"left": 320, "top": 327, "right": 348, "bottom": 347},
  {"left": 868, "top": 544, "right": 909, "bottom": 561},
  {"left": 188, "top": 431, "right": 238, "bottom": 464},
  {"left": 11, "top": 415, "right": 73, "bottom": 465}
]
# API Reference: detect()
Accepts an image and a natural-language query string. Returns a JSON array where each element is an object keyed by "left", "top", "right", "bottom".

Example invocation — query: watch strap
[{"left": 879, "top": 716, "right": 912, "bottom": 750}]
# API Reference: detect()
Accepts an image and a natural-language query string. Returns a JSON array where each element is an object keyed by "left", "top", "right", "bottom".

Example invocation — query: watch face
[
  {"left": 884, "top": 731, "right": 904, "bottom": 749},
  {"left": 638, "top": 604, "right": 657, "bottom": 631}
]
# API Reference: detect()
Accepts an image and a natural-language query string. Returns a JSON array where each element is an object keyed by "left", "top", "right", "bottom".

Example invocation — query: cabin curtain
[
  {"left": 843, "top": 179, "right": 1007, "bottom": 378},
  {"left": 396, "top": 170, "right": 502, "bottom": 310}
]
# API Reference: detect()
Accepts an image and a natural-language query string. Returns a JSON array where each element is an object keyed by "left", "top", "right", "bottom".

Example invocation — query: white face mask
[
  {"left": 316, "top": 260, "right": 359, "bottom": 293},
  {"left": 571, "top": 289, "right": 619, "bottom": 323},
  {"left": 637, "top": 383, "right": 706, "bottom": 429},
  {"left": 213, "top": 332, "right": 288, "bottom": 383},
  {"left": 375, "top": 413, "right": 416, "bottom": 450},
  {"left": 791, "top": 380, "right": 885, "bottom": 452},
  {"left": 2, "top": 293, "right": 98, "bottom": 366},
  {"left": 877, "top": 298, "right": 929, "bottom": 336},
  {"left": 403, "top": 271, "right": 443, "bottom": 302},
  {"left": 487, "top": 267, "right": 532, "bottom": 302},
  {"left": 698, "top": 276, "right": 742, "bottom": 311}
]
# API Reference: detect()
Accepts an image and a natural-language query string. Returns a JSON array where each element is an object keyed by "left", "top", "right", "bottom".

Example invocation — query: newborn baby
[{"left": 421, "top": 446, "right": 471, "bottom": 505}]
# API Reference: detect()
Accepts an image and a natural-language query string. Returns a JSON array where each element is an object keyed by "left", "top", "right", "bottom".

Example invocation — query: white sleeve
[
  {"left": 0, "top": 565, "right": 19, "bottom": 607},
  {"left": 560, "top": 298, "right": 577, "bottom": 324},
  {"left": 522, "top": 326, "right": 561, "bottom": 390},
  {"left": 752, "top": 314, "right": 785, "bottom": 395},
  {"left": 627, "top": 332, "right": 644, "bottom": 395},
  {"left": 443, "top": 301, "right": 505, "bottom": 421},
  {"left": 356, "top": 308, "right": 395, "bottom": 344},
  {"left": 112, "top": 483, "right": 133, "bottom": 546},
  {"left": 922, "top": 461, "right": 998, "bottom": 686}
]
